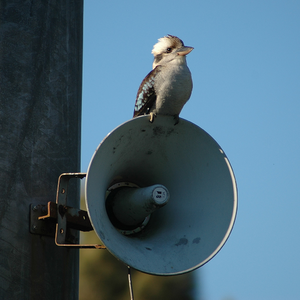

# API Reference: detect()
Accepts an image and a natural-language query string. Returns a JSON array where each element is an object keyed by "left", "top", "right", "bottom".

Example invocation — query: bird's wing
[{"left": 133, "top": 66, "right": 161, "bottom": 117}]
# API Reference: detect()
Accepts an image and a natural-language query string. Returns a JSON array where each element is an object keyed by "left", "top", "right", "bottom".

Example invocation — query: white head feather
[{"left": 151, "top": 35, "right": 184, "bottom": 56}]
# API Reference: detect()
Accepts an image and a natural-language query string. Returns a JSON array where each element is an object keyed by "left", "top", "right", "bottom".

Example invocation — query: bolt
[
  {"left": 32, "top": 225, "right": 37, "bottom": 231},
  {"left": 32, "top": 205, "right": 38, "bottom": 212}
]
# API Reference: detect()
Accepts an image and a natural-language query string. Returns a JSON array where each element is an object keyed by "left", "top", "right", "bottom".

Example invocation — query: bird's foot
[
  {"left": 173, "top": 115, "right": 180, "bottom": 125},
  {"left": 149, "top": 112, "right": 157, "bottom": 123}
]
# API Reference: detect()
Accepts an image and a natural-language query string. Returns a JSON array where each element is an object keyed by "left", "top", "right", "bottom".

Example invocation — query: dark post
[{"left": 0, "top": 1, "right": 83, "bottom": 299}]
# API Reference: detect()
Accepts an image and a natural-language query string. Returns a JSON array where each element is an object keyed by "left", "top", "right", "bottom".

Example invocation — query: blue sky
[{"left": 81, "top": 1, "right": 300, "bottom": 299}]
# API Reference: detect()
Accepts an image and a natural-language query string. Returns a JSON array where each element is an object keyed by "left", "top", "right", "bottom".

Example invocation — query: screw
[
  {"left": 32, "top": 225, "right": 37, "bottom": 231},
  {"left": 32, "top": 205, "right": 38, "bottom": 212}
]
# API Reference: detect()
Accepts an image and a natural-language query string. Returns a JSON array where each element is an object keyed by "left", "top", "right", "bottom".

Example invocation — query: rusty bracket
[{"left": 30, "top": 172, "right": 105, "bottom": 249}]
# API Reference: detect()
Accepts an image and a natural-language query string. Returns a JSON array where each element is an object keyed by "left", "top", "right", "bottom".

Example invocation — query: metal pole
[{"left": 0, "top": 1, "right": 83, "bottom": 299}]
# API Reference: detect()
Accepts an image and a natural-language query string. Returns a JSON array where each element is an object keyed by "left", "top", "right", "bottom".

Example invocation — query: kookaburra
[{"left": 133, "top": 35, "right": 193, "bottom": 123}]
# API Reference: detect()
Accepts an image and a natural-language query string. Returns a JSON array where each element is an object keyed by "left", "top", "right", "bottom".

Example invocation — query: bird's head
[{"left": 151, "top": 35, "right": 193, "bottom": 69}]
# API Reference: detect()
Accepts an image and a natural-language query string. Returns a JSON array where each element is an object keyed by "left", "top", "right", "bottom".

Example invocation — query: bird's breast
[{"left": 153, "top": 65, "right": 192, "bottom": 115}]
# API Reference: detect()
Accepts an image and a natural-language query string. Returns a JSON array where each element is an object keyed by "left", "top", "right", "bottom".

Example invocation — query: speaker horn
[{"left": 85, "top": 115, "right": 237, "bottom": 275}]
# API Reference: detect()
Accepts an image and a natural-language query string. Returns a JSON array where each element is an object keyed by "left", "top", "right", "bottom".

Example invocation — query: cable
[{"left": 127, "top": 266, "right": 135, "bottom": 300}]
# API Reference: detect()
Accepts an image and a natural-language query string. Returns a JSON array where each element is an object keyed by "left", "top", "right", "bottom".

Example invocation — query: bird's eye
[{"left": 166, "top": 48, "right": 172, "bottom": 53}]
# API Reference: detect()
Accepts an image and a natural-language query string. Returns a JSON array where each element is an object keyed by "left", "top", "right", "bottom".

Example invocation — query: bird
[{"left": 133, "top": 35, "right": 193, "bottom": 124}]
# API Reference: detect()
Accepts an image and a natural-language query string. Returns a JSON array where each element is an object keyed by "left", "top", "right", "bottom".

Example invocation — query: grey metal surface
[{"left": 85, "top": 115, "right": 237, "bottom": 275}]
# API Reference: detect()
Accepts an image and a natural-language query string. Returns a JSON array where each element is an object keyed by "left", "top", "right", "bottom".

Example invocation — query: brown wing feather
[{"left": 133, "top": 66, "right": 161, "bottom": 117}]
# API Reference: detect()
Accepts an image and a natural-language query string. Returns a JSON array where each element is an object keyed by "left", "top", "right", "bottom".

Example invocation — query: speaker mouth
[
  {"left": 85, "top": 115, "right": 238, "bottom": 275},
  {"left": 105, "top": 182, "right": 151, "bottom": 235}
]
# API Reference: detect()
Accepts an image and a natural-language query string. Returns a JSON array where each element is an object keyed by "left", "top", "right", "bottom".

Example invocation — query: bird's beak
[{"left": 177, "top": 46, "right": 194, "bottom": 56}]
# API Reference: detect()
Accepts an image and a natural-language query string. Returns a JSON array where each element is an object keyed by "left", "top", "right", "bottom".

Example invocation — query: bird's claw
[
  {"left": 173, "top": 115, "right": 180, "bottom": 125},
  {"left": 149, "top": 112, "right": 157, "bottom": 123}
]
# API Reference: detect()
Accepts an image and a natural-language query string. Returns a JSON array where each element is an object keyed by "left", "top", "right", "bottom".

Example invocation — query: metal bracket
[
  {"left": 30, "top": 203, "right": 56, "bottom": 237},
  {"left": 30, "top": 172, "right": 105, "bottom": 249}
]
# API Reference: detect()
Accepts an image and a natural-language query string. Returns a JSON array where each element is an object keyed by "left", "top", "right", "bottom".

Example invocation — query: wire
[{"left": 127, "top": 266, "right": 135, "bottom": 300}]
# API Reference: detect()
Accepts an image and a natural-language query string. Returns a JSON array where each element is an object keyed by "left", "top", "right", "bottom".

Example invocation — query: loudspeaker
[{"left": 85, "top": 115, "right": 237, "bottom": 275}]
